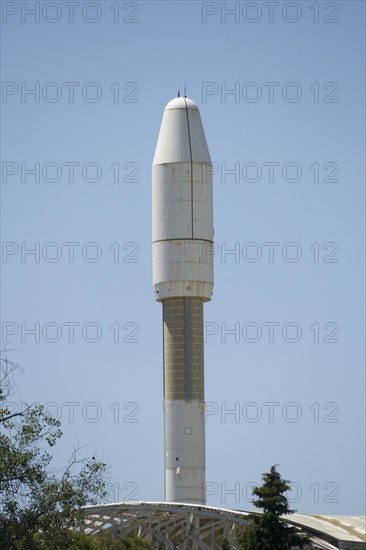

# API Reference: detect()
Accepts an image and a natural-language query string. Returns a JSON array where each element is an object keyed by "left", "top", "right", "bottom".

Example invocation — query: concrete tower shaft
[
  {"left": 152, "top": 97, "right": 213, "bottom": 505},
  {"left": 163, "top": 297, "right": 205, "bottom": 503},
  {"left": 163, "top": 298, "right": 204, "bottom": 402}
]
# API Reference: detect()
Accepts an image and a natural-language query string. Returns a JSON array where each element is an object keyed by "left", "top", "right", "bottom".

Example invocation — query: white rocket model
[{"left": 152, "top": 96, "right": 213, "bottom": 504}]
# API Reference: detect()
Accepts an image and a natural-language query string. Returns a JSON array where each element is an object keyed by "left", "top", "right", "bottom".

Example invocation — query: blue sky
[{"left": 1, "top": 0, "right": 365, "bottom": 513}]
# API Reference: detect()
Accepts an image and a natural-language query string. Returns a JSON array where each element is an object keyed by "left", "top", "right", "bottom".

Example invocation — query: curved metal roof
[{"left": 81, "top": 502, "right": 366, "bottom": 550}]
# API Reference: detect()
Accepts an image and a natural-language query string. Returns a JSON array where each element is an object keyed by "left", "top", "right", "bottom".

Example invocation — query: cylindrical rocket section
[
  {"left": 163, "top": 298, "right": 205, "bottom": 503},
  {"left": 152, "top": 97, "right": 213, "bottom": 505}
]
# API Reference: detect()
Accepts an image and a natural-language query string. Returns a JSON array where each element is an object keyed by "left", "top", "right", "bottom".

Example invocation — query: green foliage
[
  {"left": 238, "top": 465, "right": 307, "bottom": 550},
  {"left": 251, "top": 464, "right": 295, "bottom": 516},
  {"left": 0, "top": 352, "right": 148, "bottom": 549},
  {"left": 0, "top": 351, "right": 109, "bottom": 549},
  {"left": 16, "top": 531, "right": 150, "bottom": 549},
  {"left": 57, "top": 532, "right": 150, "bottom": 549}
]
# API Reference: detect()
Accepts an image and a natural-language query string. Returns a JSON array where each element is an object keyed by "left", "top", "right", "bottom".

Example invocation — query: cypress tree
[{"left": 238, "top": 465, "right": 307, "bottom": 550}]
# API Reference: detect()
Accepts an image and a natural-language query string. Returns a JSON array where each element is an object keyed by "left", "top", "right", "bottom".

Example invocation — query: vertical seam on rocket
[{"left": 184, "top": 98, "right": 194, "bottom": 239}]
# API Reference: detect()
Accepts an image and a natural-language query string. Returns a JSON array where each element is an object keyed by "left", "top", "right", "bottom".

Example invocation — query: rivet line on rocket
[{"left": 183, "top": 97, "right": 194, "bottom": 240}]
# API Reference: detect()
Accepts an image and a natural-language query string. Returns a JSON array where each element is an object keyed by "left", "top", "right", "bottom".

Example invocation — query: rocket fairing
[{"left": 152, "top": 97, "right": 213, "bottom": 504}]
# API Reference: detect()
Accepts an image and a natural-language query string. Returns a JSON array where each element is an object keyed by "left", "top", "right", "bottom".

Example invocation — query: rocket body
[{"left": 152, "top": 97, "right": 213, "bottom": 504}]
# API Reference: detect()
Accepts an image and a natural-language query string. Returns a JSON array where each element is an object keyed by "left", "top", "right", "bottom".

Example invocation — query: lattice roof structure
[{"left": 81, "top": 502, "right": 366, "bottom": 550}]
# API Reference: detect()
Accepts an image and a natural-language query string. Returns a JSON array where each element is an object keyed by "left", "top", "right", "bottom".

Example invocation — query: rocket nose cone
[
  {"left": 164, "top": 97, "right": 199, "bottom": 111},
  {"left": 153, "top": 97, "right": 211, "bottom": 165}
]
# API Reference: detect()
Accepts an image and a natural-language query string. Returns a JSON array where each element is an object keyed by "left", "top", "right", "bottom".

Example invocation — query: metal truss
[
  {"left": 82, "top": 502, "right": 252, "bottom": 549},
  {"left": 81, "top": 501, "right": 343, "bottom": 550}
]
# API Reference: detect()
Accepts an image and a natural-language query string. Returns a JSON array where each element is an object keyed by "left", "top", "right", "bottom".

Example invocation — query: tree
[
  {"left": 238, "top": 465, "right": 308, "bottom": 550},
  {"left": 56, "top": 532, "right": 149, "bottom": 549},
  {"left": 0, "top": 349, "right": 144, "bottom": 549}
]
